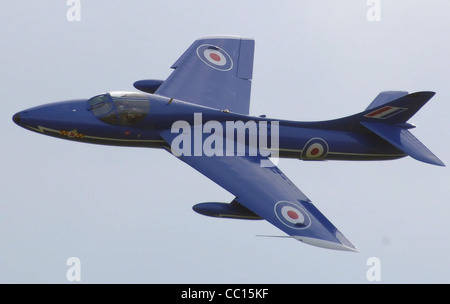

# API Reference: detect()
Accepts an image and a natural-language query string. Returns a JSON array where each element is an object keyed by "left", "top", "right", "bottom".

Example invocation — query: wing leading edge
[
  {"left": 160, "top": 130, "right": 357, "bottom": 252},
  {"left": 155, "top": 36, "right": 254, "bottom": 115}
]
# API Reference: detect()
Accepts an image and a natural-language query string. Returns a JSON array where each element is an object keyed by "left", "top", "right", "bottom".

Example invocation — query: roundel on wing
[
  {"left": 196, "top": 44, "right": 233, "bottom": 71},
  {"left": 301, "top": 138, "right": 329, "bottom": 160},
  {"left": 274, "top": 201, "right": 311, "bottom": 230}
]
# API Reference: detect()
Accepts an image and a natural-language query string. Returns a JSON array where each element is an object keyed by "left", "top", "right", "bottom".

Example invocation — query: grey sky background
[{"left": 1, "top": 1, "right": 449, "bottom": 283}]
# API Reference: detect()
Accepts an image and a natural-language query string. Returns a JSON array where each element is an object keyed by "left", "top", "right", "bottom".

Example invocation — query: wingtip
[
  {"left": 436, "top": 161, "right": 446, "bottom": 167},
  {"left": 256, "top": 234, "right": 359, "bottom": 252},
  {"left": 294, "top": 236, "right": 358, "bottom": 252},
  {"left": 434, "top": 158, "right": 446, "bottom": 167},
  {"left": 417, "top": 155, "right": 446, "bottom": 167}
]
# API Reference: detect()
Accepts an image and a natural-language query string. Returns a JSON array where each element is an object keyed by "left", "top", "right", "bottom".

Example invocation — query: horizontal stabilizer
[
  {"left": 361, "top": 122, "right": 445, "bottom": 166},
  {"left": 366, "top": 91, "right": 409, "bottom": 111},
  {"left": 362, "top": 91, "right": 435, "bottom": 124}
]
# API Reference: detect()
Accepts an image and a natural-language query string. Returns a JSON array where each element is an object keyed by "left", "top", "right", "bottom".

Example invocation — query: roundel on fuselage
[{"left": 301, "top": 138, "right": 329, "bottom": 160}]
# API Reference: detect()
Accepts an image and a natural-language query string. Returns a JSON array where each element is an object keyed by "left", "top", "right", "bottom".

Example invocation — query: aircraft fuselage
[{"left": 13, "top": 91, "right": 405, "bottom": 162}]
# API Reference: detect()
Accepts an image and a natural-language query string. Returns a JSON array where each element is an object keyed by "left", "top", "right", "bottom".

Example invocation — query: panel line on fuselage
[{"left": 275, "top": 147, "right": 405, "bottom": 159}]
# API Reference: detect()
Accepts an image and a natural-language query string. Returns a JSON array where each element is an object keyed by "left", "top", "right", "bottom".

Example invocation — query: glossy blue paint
[
  {"left": 133, "top": 79, "right": 164, "bottom": 94},
  {"left": 155, "top": 36, "right": 254, "bottom": 115},
  {"left": 12, "top": 36, "right": 445, "bottom": 251}
]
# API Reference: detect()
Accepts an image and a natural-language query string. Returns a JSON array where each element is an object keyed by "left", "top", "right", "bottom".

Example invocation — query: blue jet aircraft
[{"left": 13, "top": 36, "right": 445, "bottom": 251}]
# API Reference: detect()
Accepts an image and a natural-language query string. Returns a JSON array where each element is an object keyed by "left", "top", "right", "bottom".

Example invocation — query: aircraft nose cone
[{"left": 12, "top": 112, "right": 21, "bottom": 124}]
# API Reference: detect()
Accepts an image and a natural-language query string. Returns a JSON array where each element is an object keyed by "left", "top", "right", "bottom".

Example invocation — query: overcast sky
[{"left": 1, "top": 0, "right": 449, "bottom": 283}]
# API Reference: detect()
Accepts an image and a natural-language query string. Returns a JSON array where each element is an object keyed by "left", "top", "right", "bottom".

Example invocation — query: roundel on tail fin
[{"left": 196, "top": 44, "right": 233, "bottom": 71}]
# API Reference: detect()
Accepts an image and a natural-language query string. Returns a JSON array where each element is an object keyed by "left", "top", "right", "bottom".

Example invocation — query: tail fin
[
  {"left": 361, "top": 91, "right": 445, "bottom": 166},
  {"left": 362, "top": 91, "right": 435, "bottom": 124},
  {"left": 365, "top": 91, "right": 409, "bottom": 111}
]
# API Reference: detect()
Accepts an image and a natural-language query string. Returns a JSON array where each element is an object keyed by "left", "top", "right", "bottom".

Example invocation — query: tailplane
[
  {"left": 365, "top": 91, "right": 409, "bottom": 111},
  {"left": 360, "top": 91, "right": 445, "bottom": 166},
  {"left": 362, "top": 91, "right": 435, "bottom": 124},
  {"left": 361, "top": 121, "right": 445, "bottom": 166}
]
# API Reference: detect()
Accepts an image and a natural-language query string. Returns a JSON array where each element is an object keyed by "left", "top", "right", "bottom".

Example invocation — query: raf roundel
[
  {"left": 197, "top": 44, "right": 233, "bottom": 71},
  {"left": 274, "top": 201, "right": 311, "bottom": 230},
  {"left": 301, "top": 138, "right": 329, "bottom": 159},
  {"left": 204, "top": 48, "right": 227, "bottom": 66}
]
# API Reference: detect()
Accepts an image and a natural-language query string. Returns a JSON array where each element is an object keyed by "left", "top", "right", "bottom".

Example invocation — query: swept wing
[
  {"left": 161, "top": 130, "right": 357, "bottom": 252},
  {"left": 155, "top": 36, "right": 254, "bottom": 115}
]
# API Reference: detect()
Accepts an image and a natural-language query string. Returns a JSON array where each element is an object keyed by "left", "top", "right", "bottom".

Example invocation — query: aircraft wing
[
  {"left": 155, "top": 36, "right": 254, "bottom": 115},
  {"left": 160, "top": 130, "right": 357, "bottom": 252}
]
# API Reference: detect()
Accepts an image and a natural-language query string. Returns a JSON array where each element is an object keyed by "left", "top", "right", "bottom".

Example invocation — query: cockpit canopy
[{"left": 88, "top": 92, "right": 149, "bottom": 126}]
